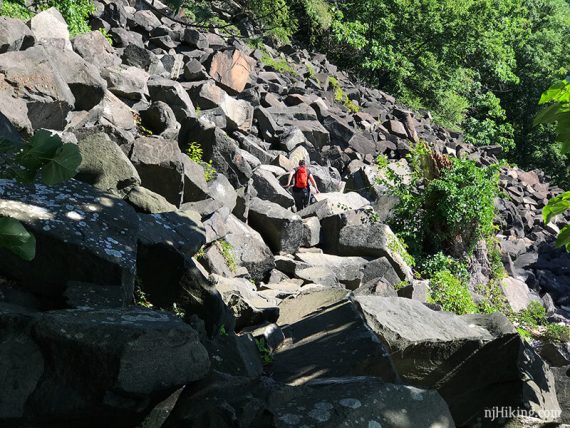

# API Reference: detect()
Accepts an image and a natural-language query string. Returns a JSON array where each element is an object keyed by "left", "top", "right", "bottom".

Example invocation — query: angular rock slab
[
  {"left": 163, "top": 372, "right": 454, "bottom": 428},
  {"left": 356, "top": 297, "right": 561, "bottom": 426},
  {"left": 207, "top": 49, "right": 255, "bottom": 94},
  {"left": 14, "top": 307, "right": 209, "bottom": 426},
  {"left": 272, "top": 289, "right": 398, "bottom": 385},
  {"left": 248, "top": 198, "right": 302, "bottom": 254},
  {"left": 0, "top": 16, "right": 35, "bottom": 53},
  {"left": 0, "top": 179, "right": 138, "bottom": 297}
]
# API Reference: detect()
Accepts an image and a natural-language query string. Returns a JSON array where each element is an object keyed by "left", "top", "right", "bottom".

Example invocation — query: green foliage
[
  {"left": 260, "top": 53, "right": 298, "bottom": 76},
  {"left": 387, "top": 233, "right": 415, "bottom": 268},
  {"left": 171, "top": 302, "right": 185, "bottom": 319},
  {"left": 327, "top": 76, "right": 360, "bottom": 113},
  {"left": 428, "top": 270, "right": 478, "bottom": 315},
  {"left": 38, "top": 0, "right": 95, "bottom": 36},
  {"left": 0, "top": 0, "right": 33, "bottom": 19},
  {"left": 475, "top": 280, "right": 509, "bottom": 314},
  {"left": 219, "top": 324, "right": 229, "bottom": 337},
  {"left": 418, "top": 252, "right": 470, "bottom": 283},
  {"left": 544, "top": 323, "right": 570, "bottom": 343},
  {"left": 375, "top": 154, "right": 389, "bottom": 169},
  {"left": 516, "top": 327, "right": 532, "bottom": 342},
  {"left": 99, "top": 27, "right": 113, "bottom": 46},
  {"left": 0, "top": 218, "right": 35, "bottom": 261},
  {"left": 385, "top": 143, "right": 500, "bottom": 258},
  {"left": 135, "top": 287, "right": 154, "bottom": 309},
  {"left": 217, "top": 239, "right": 237, "bottom": 273},
  {"left": 537, "top": 79, "right": 570, "bottom": 251},
  {"left": 516, "top": 301, "right": 547, "bottom": 328},
  {"left": 255, "top": 337, "right": 272, "bottom": 365},
  {"left": 186, "top": 142, "right": 216, "bottom": 182},
  {"left": 393, "top": 280, "right": 409, "bottom": 291}
]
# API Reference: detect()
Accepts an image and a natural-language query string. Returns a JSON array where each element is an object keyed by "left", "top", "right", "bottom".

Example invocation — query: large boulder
[
  {"left": 101, "top": 65, "right": 149, "bottom": 100},
  {"left": 130, "top": 136, "right": 185, "bottom": 206},
  {"left": 0, "top": 179, "right": 138, "bottom": 297},
  {"left": 0, "top": 304, "right": 209, "bottom": 426},
  {"left": 251, "top": 168, "right": 294, "bottom": 208},
  {"left": 224, "top": 215, "right": 275, "bottom": 282},
  {"left": 75, "top": 132, "right": 140, "bottom": 194},
  {"left": 294, "top": 251, "right": 369, "bottom": 289},
  {"left": 297, "top": 192, "right": 369, "bottom": 219},
  {"left": 356, "top": 297, "right": 562, "bottom": 426},
  {"left": 28, "top": 7, "right": 71, "bottom": 50},
  {"left": 272, "top": 289, "right": 398, "bottom": 384},
  {"left": 248, "top": 198, "right": 303, "bottom": 254},
  {"left": 72, "top": 30, "right": 120, "bottom": 69},
  {"left": 0, "top": 17, "right": 34, "bottom": 53},
  {"left": 320, "top": 210, "right": 414, "bottom": 281},
  {"left": 0, "top": 46, "right": 75, "bottom": 131},
  {"left": 207, "top": 48, "right": 255, "bottom": 94},
  {"left": 163, "top": 372, "right": 454, "bottom": 428},
  {"left": 147, "top": 76, "right": 195, "bottom": 121}
]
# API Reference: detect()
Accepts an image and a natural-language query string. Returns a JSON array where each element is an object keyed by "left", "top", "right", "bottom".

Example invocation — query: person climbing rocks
[{"left": 285, "top": 160, "right": 319, "bottom": 212}]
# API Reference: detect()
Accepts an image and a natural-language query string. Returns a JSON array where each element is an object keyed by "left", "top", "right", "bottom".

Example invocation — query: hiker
[{"left": 285, "top": 160, "right": 319, "bottom": 212}]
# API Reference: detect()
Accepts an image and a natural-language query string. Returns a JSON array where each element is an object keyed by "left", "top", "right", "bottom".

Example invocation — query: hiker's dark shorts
[{"left": 292, "top": 187, "right": 310, "bottom": 212}]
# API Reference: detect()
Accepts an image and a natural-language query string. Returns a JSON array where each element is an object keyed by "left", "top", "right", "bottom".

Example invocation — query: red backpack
[{"left": 294, "top": 166, "right": 309, "bottom": 189}]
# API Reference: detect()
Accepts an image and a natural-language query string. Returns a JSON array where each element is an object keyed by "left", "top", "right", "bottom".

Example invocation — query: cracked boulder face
[
  {"left": 163, "top": 372, "right": 454, "bottom": 428},
  {"left": 0, "top": 179, "right": 138, "bottom": 298},
  {"left": 207, "top": 49, "right": 255, "bottom": 94}
]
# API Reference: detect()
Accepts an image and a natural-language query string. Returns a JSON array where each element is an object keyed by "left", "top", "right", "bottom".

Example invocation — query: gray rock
[
  {"left": 140, "top": 101, "right": 180, "bottom": 135},
  {"left": 124, "top": 185, "right": 177, "bottom": 214},
  {"left": 0, "top": 179, "right": 138, "bottom": 298},
  {"left": 251, "top": 168, "right": 294, "bottom": 208},
  {"left": 207, "top": 173, "right": 238, "bottom": 212},
  {"left": 164, "top": 372, "right": 454, "bottom": 428},
  {"left": 130, "top": 136, "right": 185, "bottom": 206},
  {"left": 181, "top": 156, "right": 210, "bottom": 203},
  {"left": 224, "top": 215, "right": 275, "bottom": 283},
  {"left": 297, "top": 192, "right": 369, "bottom": 219},
  {"left": 29, "top": 7, "right": 71, "bottom": 50},
  {"left": 501, "top": 276, "right": 538, "bottom": 312},
  {"left": 213, "top": 275, "right": 279, "bottom": 331},
  {"left": 552, "top": 366, "right": 570, "bottom": 424},
  {"left": 147, "top": 76, "right": 195, "bottom": 121},
  {"left": 0, "top": 16, "right": 34, "bottom": 53},
  {"left": 0, "top": 46, "right": 75, "bottom": 131},
  {"left": 72, "top": 30, "right": 120, "bottom": 69},
  {"left": 75, "top": 132, "right": 140, "bottom": 194},
  {"left": 182, "top": 28, "right": 208, "bottom": 50},
  {"left": 248, "top": 198, "right": 303, "bottom": 254},
  {"left": 295, "top": 251, "right": 368, "bottom": 289},
  {"left": 302, "top": 216, "right": 320, "bottom": 247},
  {"left": 44, "top": 46, "right": 107, "bottom": 111},
  {"left": 356, "top": 296, "right": 561, "bottom": 426},
  {"left": 272, "top": 289, "right": 398, "bottom": 384},
  {"left": 101, "top": 65, "right": 149, "bottom": 100}
]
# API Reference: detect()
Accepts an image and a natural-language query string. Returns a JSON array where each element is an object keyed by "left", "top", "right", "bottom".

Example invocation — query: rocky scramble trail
[{"left": 0, "top": 1, "right": 568, "bottom": 427}]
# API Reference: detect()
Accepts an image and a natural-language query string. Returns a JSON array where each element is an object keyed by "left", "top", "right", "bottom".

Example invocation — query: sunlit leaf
[
  {"left": 555, "top": 224, "right": 570, "bottom": 249},
  {"left": 543, "top": 191, "right": 570, "bottom": 223}
]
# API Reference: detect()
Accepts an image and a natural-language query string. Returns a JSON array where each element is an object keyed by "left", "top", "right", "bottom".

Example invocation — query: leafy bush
[
  {"left": 327, "top": 76, "right": 360, "bottom": 113},
  {"left": 385, "top": 143, "right": 500, "bottom": 258},
  {"left": 375, "top": 154, "right": 389, "bottom": 169},
  {"left": 0, "top": 0, "right": 33, "bottom": 19},
  {"left": 418, "top": 252, "right": 470, "bottom": 283},
  {"left": 544, "top": 323, "right": 570, "bottom": 343},
  {"left": 428, "top": 270, "right": 477, "bottom": 315},
  {"left": 260, "top": 53, "right": 298, "bottom": 76},
  {"left": 255, "top": 337, "right": 272, "bottom": 364},
  {"left": 516, "top": 301, "right": 547, "bottom": 328}
]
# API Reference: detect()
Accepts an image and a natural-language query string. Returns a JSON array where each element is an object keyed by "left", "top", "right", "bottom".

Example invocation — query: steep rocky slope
[{"left": 0, "top": 1, "right": 568, "bottom": 427}]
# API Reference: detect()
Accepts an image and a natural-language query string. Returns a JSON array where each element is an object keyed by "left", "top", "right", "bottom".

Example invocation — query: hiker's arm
[
  {"left": 309, "top": 175, "right": 319, "bottom": 193},
  {"left": 285, "top": 170, "right": 295, "bottom": 187}
]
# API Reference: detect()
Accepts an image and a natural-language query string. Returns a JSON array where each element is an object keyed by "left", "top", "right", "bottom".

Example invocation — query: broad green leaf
[
  {"left": 560, "top": 138, "right": 570, "bottom": 155},
  {"left": 555, "top": 224, "right": 570, "bottom": 250},
  {"left": 543, "top": 191, "right": 570, "bottom": 223},
  {"left": 533, "top": 103, "right": 561, "bottom": 126},
  {"left": 539, "top": 81, "right": 566, "bottom": 104},
  {"left": 0, "top": 217, "right": 35, "bottom": 261},
  {"left": 17, "top": 130, "right": 62, "bottom": 171},
  {"left": 40, "top": 143, "right": 82, "bottom": 185}
]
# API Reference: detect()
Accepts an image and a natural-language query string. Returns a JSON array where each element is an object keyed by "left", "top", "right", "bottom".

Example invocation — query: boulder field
[{"left": 0, "top": 1, "right": 568, "bottom": 427}]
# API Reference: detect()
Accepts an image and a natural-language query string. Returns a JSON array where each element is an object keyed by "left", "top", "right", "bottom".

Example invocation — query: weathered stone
[
  {"left": 294, "top": 252, "right": 368, "bottom": 289},
  {"left": 207, "top": 49, "right": 255, "bottom": 94},
  {"left": 248, "top": 198, "right": 303, "bottom": 254},
  {"left": 164, "top": 372, "right": 454, "bottom": 428},
  {"left": 72, "top": 30, "right": 120, "bottom": 69},
  {"left": 125, "top": 186, "right": 177, "bottom": 214},
  {"left": 140, "top": 101, "right": 179, "bottom": 135},
  {"left": 302, "top": 216, "right": 320, "bottom": 247},
  {"left": 272, "top": 289, "right": 398, "bottom": 384},
  {"left": 251, "top": 168, "right": 294, "bottom": 208},
  {"left": 297, "top": 192, "right": 369, "bottom": 220},
  {"left": 182, "top": 28, "right": 208, "bottom": 50},
  {"left": 0, "top": 179, "right": 138, "bottom": 297},
  {"left": 0, "top": 17, "right": 34, "bottom": 53},
  {"left": 130, "top": 136, "right": 185, "bottom": 206},
  {"left": 101, "top": 65, "right": 149, "bottom": 100},
  {"left": 501, "top": 276, "right": 538, "bottom": 312},
  {"left": 147, "top": 76, "right": 195, "bottom": 121},
  {"left": 75, "top": 132, "right": 140, "bottom": 194},
  {"left": 29, "top": 7, "right": 71, "bottom": 50}
]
